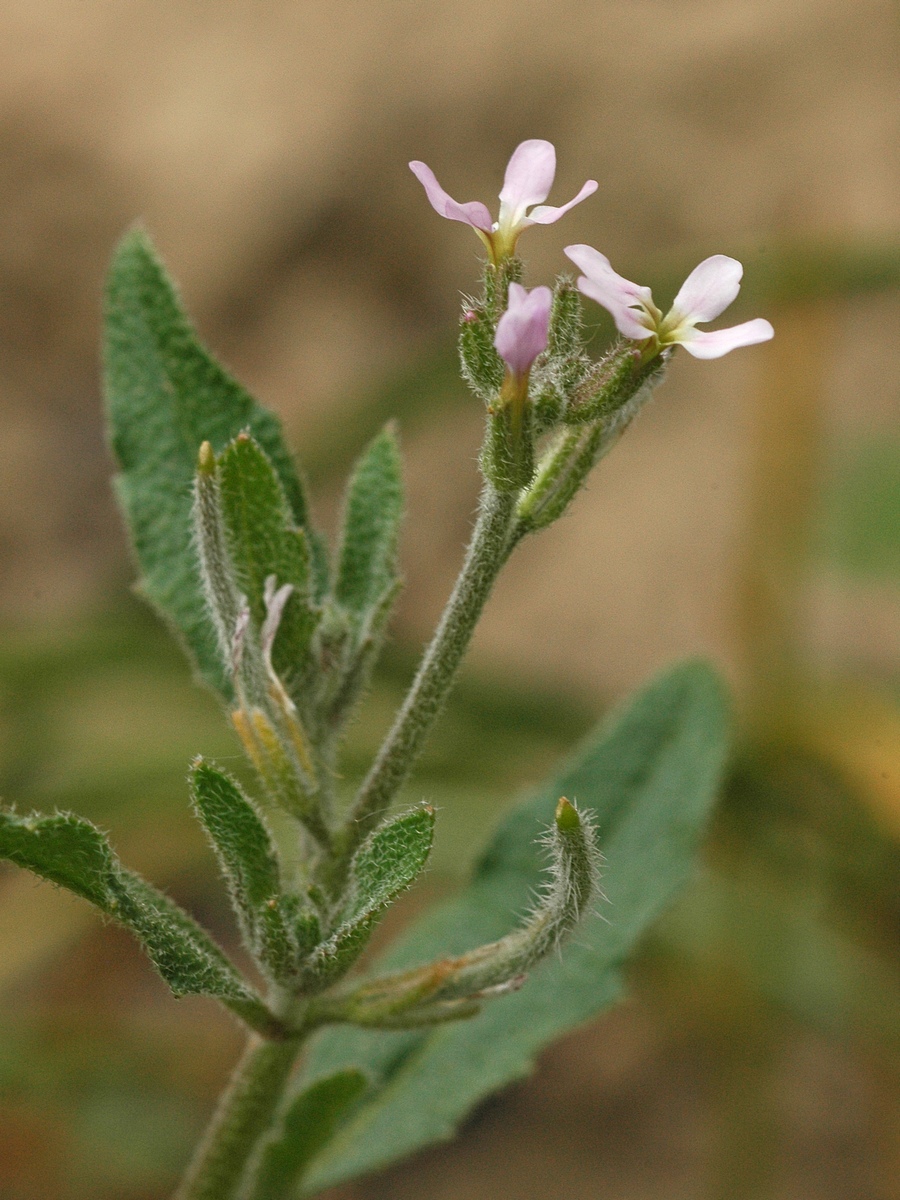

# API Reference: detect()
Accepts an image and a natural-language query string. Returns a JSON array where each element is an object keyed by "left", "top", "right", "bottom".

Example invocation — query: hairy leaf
[
  {"left": 299, "top": 661, "right": 729, "bottom": 1192},
  {"left": 0, "top": 808, "right": 270, "bottom": 1030},
  {"left": 305, "top": 807, "right": 435, "bottom": 988},
  {"left": 217, "top": 435, "right": 320, "bottom": 691},
  {"left": 249, "top": 1071, "right": 367, "bottom": 1200},
  {"left": 189, "top": 760, "right": 280, "bottom": 940},
  {"left": 104, "top": 228, "right": 310, "bottom": 696}
]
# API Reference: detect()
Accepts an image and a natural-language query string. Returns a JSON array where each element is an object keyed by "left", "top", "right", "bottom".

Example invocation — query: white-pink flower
[
  {"left": 494, "top": 284, "right": 553, "bottom": 379},
  {"left": 410, "top": 141, "right": 597, "bottom": 262},
  {"left": 564, "top": 245, "right": 774, "bottom": 359}
]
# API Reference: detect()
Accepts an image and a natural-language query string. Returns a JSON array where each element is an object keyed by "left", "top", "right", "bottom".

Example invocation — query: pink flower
[
  {"left": 494, "top": 283, "right": 553, "bottom": 379},
  {"left": 410, "top": 141, "right": 597, "bottom": 262},
  {"left": 564, "top": 246, "right": 774, "bottom": 359}
]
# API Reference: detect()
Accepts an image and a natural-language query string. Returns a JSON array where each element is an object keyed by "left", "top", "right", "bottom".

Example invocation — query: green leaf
[
  {"left": 305, "top": 807, "right": 435, "bottom": 988},
  {"left": 189, "top": 760, "right": 280, "bottom": 942},
  {"left": 299, "top": 660, "right": 729, "bottom": 1192},
  {"left": 0, "top": 807, "right": 271, "bottom": 1031},
  {"left": 334, "top": 426, "right": 403, "bottom": 620},
  {"left": 344, "top": 806, "right": 436, "bottom": 924},
  {"left": 217, "top": 435, "right": 320, "bottom": 692},
  {"left": 103, "top": 228, "right": 311, "bottom": 697},
  {"left": 0, "top": 809, "right": 117, "bottom": 909},
  {"left": 249, "top": 1071, "right": 367, "bottom": 1200}
]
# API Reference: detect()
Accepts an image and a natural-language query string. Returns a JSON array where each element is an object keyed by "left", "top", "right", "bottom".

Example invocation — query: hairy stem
[
  {"left": 173, "top": 1034, "right": 304, "bottom": 1200},
  {"left": 341, "top": 484, "right": 517, "bottom": 856}
]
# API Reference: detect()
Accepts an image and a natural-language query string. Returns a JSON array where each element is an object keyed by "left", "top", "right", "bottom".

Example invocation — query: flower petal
[
  {"left": 679, "top": 318, "right": 774, "bottom": 359},
  {"left": 671, "top": 255, "right": 743, "bottom": 324},
  {"left": 494, "top": 283, "right": 553, "bottom": 376},
  {"left": 525, "top": 180, "right": 599, "bottom": 225},
  {"left": 409, "top": 161, "right": 493, "bottom": 232},
  {"left": 498, "top": 140, "right": 557, "bottom": 211},
  {"left": 564, "top": 244, "right": 655, "bottom": 340}
]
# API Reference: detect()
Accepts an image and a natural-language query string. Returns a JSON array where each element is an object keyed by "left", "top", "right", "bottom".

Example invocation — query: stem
[
  {"left": 342, "top": 484, "right": 517, "bottom": 853},
  {"left": 173, "top": 1033, "right": 304, "bottom": 1200}
]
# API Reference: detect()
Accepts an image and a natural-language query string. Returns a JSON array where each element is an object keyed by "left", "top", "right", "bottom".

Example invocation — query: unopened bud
[
  {"left": 555, "top": 796, "right": 580, "bottom": 833},
  {"left": 197, "top": 440, "right": 216, "bottom": 475}
]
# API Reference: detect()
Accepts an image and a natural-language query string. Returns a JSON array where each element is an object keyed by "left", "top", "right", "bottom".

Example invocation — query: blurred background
[{"left": 1, "top": 0, "right": 899, "bottom": 1196}]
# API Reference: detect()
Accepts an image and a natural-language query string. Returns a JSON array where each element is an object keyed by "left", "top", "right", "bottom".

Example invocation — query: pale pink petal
[
  {"left": 494, "top": 283, "right": 553, "bottom": 376},
  {"left": 671, "top": 255, "right": 743, "bottom": 324},
  {"left": 409, "top": 161, "right": 493, "bottom": 232},
  {"left": 525, "top": 180, "right": 599, "bottom": 225},
  {"left": 498, "top": 140, "right": 556, "bottom": 211},
  {"left": 564, "top": 244, "right": 654, "bottom": 340},
  {"left": 679, "top": 318, "right": 774, "bottom": 359}
]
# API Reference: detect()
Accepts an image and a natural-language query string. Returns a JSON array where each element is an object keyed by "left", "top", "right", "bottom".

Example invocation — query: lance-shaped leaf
[
  {"left": 334, "top": 426, "right": 403, "bottom": 621},
  {"left": 217, "top": 435, "right": 320, "bottom": 694},
  {"left": 297, "top": 660, "right": 729, "bottom": 1193},
  {"left": 192, "top": 445, "right": 265, "bottom": 699},
  {"left": 314, "top": 798, "right": 599, "bottom": 1027},
  {"left": 248, "top": 1071, "right": 367, "bottom": 1200},
  {"left": 189, "top": 760, "right": 283, "bottom": 958},
  {"left": 303, "top": 807, "right": 435, "bottom": 990},
  {"left": 103, "top": 228, "right": 313, "bottom": 697},
  {"left": 0, "top": 808, "right": 275, "bottom": 1035}
]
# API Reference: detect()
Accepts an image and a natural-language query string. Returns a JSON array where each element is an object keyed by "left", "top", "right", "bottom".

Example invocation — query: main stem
[
  {"left": 343, "top": 483, "right": 517, "bottom": 852},
  {"left": 173, "top": 1033, "right": 304, "bottom": 1200}
]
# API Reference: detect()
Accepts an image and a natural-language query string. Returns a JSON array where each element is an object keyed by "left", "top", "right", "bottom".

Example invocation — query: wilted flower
[
  {"left": 564, "top": 246, "right": 774, "bottom": 359},
  {"left": 410, "top": 140, "right": 597, "bottom": 262},
  {"left": 494, "top": 283, "right": 553, "bottom": 380}
]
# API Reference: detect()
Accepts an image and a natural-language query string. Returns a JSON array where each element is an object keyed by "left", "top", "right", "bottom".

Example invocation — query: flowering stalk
[
  {"left": 0, "top": 139, "right": 758, "bottom": 1200},
  {"left": 156, "top": 176, "right": 770, "bottom": 1195}
]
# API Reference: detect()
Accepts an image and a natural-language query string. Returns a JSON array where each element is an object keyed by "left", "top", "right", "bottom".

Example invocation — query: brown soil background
[
  {"left": 1, "top": 2, "right": 899, "bottom": 1198},
  {"left": 0, "top": 0, "right": 896, "bottom": 694}
]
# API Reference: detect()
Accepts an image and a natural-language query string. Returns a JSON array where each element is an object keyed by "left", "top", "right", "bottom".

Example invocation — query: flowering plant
[{"left": 0, "top": 139, "right": 764, "bottom": 1198}]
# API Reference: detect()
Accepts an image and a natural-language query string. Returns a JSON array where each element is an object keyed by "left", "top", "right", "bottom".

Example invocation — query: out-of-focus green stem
[{"left": 173, "top": 1033, "right": 304, "bottom": 1200}]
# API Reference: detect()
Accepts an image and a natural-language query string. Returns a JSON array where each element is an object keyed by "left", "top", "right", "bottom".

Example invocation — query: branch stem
[{"left": 342, "top": 483, "right": 517, "bottom": 854}]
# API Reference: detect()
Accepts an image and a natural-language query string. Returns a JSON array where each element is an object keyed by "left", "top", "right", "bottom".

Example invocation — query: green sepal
[
  {"left": 458, "top": 305, "right": 504, "bottom": 403},
  {"left": 217, "top": 433, "right": 321, "bottom": 697},
  {"left": 249, "top": 1070, "right": 367, "bottom": 1200},
  {"left": 546, "top": 277, "right": 585, "bottom": 365},
  {"left": 531, "top": 279, "right": 592, "bottom": 432},
  {"left": 335, "top": 426, "right": 404, "bottom": 622},
  {"left": 304, "top": 807, "right": 435, "bottom": 990},
  {"left": 481, "top": 256, "right": 524, "bottom": 321},
  {"left": 103, "top": 228, "right": 312, "bottom": 697},
  {"left": 481, "top": 401, "right": 535, "bottom": 493},
  {"left": 0, "top": 807, "right": 274, "bottom": 1033},
  {"left": 563, "top": 341, "right": 655, "bottom": 427}
]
